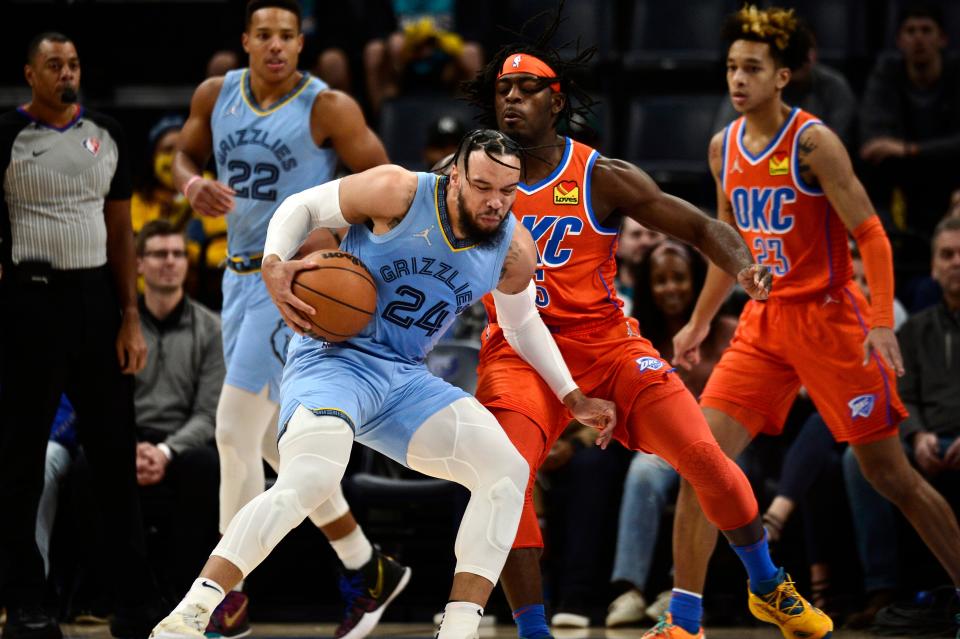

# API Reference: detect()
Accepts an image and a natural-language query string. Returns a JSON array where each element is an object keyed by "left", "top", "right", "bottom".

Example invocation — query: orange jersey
[
  {"left": 722, "top": 108, "right": 852, "bottom": 300},
  {"left": 483, "top": 137, "right": 624, "bottom": 329}
]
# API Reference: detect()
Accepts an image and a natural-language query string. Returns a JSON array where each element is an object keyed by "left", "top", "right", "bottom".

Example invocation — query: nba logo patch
[
  {"left": 636, "top": 356, "right": 664, "bottom": 372},
  {"left": 768, "top": 152, "right": 789, "bottom": 175},
  {"left": 512, "top": 55, "right": 522, "bottom": 68},
  {"left": 848, "top": 394, "right": 875, "bottom": 419},
  {"left": 82, "top": 137, "right": 100, "bottom": 156},
  {"left": 553, "top": 180, "right": 579, "bottom": 205}
]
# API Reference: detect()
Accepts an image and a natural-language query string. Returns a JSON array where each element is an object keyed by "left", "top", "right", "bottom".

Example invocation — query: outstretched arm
[
  {"left": 494, "top": 226, "right": 617, "bottom": 445},
  {"left": 592, "top": 155, "right": 765, "bottom": 285},
  {"left": 591, "top": 143, "right": 770, "bottom": 369},
  {"left": 802, "top": 123, "right": 904, "bottom": 376}
]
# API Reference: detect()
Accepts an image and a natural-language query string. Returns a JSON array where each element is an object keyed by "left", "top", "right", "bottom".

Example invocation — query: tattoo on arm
[
  {"left": 499, "top": 239, "right": 523, "bottom": 282},
  {"left": 797, "top": 132, "right": 818, "bottom": 185}
]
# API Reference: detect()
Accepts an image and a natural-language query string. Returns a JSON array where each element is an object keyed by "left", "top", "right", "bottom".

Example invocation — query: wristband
[{"left": 182, "top": 175, "right": 202, "bottom": 198}]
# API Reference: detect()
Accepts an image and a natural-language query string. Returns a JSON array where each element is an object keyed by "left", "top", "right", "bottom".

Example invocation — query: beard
[
  {"left": 456, "top": 189, "right": 507, "bottom": 250},
  {"left": 60, "top": 87, "right": 78, "bottom": 104}
]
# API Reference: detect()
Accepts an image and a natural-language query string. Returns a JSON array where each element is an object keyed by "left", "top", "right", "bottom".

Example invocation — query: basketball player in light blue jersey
[
  {"left": 151, "top": 130, "right": 618, "bottom": 639},
  {"left": 172, "top": 2, "right": 405, "bottom": 637}
]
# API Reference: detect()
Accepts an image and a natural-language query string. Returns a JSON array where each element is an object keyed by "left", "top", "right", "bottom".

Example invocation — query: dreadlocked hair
[
  {"left": 434, "top": 128, "right": 525, "bottom": 176},
  {"left": 722, "top": 4, "right": 809, "bottom": 71},
  {"left": 461, "top": 0, "right": 598, "bottom": 133}
]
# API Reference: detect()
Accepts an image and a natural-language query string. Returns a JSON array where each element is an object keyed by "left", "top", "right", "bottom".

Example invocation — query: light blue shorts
[
  {"left": 278, "top": 337, "right": 470, "bottom": 465},
  {"left": 221, "top": 269, "right": 292, "bottom": 402}
]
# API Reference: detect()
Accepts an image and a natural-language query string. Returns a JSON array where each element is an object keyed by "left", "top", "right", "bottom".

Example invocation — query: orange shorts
[
  {"left": 701, "top": 283, "right": 907, "bottom": 445},
  {"left": 476, "top": 315, "right": 684, "bottom": 447}
]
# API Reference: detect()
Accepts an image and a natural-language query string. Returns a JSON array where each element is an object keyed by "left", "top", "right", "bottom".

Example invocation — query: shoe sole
[
  {"left": 338, "top": 567, "right": 412, "bottom": 639},
  {"left": 551, "top": 613, "right": 589, "bottom": 628}
]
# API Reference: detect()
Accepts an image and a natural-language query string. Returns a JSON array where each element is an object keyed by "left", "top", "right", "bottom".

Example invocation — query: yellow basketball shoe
[
  {"left": 640, "top": 614, "right": 704, "bottom": 638},
  {"left": 748, "top": 569, "right": 833, "bottom": 639}
]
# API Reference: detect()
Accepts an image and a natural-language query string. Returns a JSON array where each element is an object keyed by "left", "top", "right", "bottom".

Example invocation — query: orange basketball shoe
[
  {"left": 640, "top": 614, "right": 704, "bottom": 638},
  {"left": 748, "top": 570, "right": 833, "bottom": 639}
]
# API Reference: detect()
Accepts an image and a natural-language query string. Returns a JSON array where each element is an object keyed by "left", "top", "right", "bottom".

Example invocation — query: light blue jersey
[
  {"left": 213, "top": 68, "right": 337, "bottom": 399},
  {"left": 279, "top": 172, "right": 518, "bottom": 464},
  {"left": 212, "top": 68, "right": 337, "bottom": 258}
]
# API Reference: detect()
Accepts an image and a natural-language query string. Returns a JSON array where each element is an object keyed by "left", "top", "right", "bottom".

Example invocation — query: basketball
[{"left": 292, "top": 250, "right": 377, "bottom": 342}]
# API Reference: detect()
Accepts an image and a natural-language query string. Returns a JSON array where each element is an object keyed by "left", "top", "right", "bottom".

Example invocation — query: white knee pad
[
  {"left": 485, "top": 475, "right": 525, "bottom": 551},
  {"left": 215, "top": 384, "right": 279, "bottom": 531},
  {"left": 407, "top": 397, "right": 527, "bottom": 584},
  {"left": 212, "top": 406, "right": 353, "bottom": 576}
]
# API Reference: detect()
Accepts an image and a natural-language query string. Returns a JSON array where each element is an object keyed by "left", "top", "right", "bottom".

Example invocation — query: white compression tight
[
  {"left": 406, "top": 397, "right": 528, "bottom": 584},
  {"left": 215, "top": 384, "right": 348, "bottom": 534},
  {"left": 213, "top": 398, "right": 527, "bottom": 584}
]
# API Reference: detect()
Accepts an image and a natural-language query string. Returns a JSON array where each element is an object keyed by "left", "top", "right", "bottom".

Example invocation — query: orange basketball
[{"left": 292, "top": 250, "right": 377, "bottom": 342}]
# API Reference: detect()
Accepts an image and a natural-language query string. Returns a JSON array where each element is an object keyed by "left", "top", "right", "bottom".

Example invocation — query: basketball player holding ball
[
  {"left": 152, "top": 129, "right": 617, "bottom": 639},
  {"left": 290, "top": 250, "right": 378, "bottom": 342},
  {"left": 172, "top": 1, "right": 407, "bottom": 636}
]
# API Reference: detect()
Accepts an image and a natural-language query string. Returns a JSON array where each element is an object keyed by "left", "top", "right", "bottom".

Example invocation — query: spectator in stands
[
  {"left": 131, "top": 116, "right": 227, "bottom": 302},
  {"left": 308, "top": 0, "right": 363, "bottom": 94},
  {"left": 133, "top": 220, "right": 224, "bottom": 598},
  {"left": 842, "top": 215, "right": 960, "bottom": 628},
  {"left": 615, "top": 219, "right": 665, "bottom": 316},
  {"left": 713, "top": 18, "right": 856, "bottom": 146},
  {"left": 206, "top": 50, "right": 241, "bottom": 79},
  {"left": 859, "top": 2, "right": 960, "bottom": 240},
  {"left": 132, "top": 116, "right": 192, "bottom": 234},
  {"left": 606, "top": 242, "right": 737, "bottom": 627},
  {"left": 0, "top": 32, "right": 163, "bottom": 639},
  {"left": 363, "top": 0, "right": 487, "bottom": 114}
]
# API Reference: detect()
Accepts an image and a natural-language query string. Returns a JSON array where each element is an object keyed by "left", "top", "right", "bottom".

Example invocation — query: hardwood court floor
[{"left": 58, "top": 621, "right": 915, "bottom": 639}]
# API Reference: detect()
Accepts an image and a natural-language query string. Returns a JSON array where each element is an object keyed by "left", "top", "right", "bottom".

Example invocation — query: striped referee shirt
[{"left": 0, "top": 106, "right": 131, "bottom": 270}]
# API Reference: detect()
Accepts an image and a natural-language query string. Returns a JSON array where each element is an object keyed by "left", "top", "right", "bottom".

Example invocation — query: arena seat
[
  {"left": 624, "top": 94, "right": 723, "bottom": 191},
  {"left": 377, "top": 96, "right": 481, "bottom": 171},
  {"left": 763, "top": 0, "right": 867, "bottom": 66},
  {"left": 624, "top": 0, "right": 740, "bottom": 70}
]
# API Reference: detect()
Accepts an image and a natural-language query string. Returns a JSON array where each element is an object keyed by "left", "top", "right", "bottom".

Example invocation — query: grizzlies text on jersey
[{"left": 212, "top": 68, "right": 337, "bottom": 258}]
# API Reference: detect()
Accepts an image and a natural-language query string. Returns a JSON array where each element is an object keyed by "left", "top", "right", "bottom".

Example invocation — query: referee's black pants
[{"left": 0, "top": 266, "right": 156, "bottom": 609}]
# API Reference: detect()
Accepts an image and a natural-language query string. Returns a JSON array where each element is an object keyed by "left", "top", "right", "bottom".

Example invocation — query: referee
[{"left": 0, "top": 33, "right": 162, "bottom": 639}]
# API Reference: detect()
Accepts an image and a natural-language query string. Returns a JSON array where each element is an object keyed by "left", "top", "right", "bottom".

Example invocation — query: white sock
[
  {"left": 329, "top": 526, "right": 373, "bottom": 570},
  {"left": 173, "top": 578, "right": 227, "bottom": 630},
  {"left": 437, "top": 601, "right": 483, "bottom": 639},
  {"left": 233, "top": 580, "right": 244, "bottom": 593}
]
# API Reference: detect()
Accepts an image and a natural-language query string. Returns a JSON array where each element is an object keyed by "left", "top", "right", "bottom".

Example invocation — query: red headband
[{"left": 497, "top": 53, "right": 561, "bottom": 92}]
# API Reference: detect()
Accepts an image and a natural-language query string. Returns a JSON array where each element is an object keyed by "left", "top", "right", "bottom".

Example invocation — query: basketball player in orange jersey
[
  {"left": 458, "top": 19, "right": 827, "bottom": 639},
  {"left": 664, "top": 6, "right": 960, "bottom": 638}
]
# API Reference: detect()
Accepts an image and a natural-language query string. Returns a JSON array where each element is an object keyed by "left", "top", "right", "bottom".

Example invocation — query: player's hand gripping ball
[{"left": 292, "top": 251, "right": 377, "bottom": 341}]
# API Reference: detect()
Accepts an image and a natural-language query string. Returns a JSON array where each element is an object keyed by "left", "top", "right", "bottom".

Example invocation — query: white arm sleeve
[
  {"left": 491, "top": 281, "right": 579, "bottom": 401},
  {"left": 263, "top": 179, "right": 349, "bottom": 260}
]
